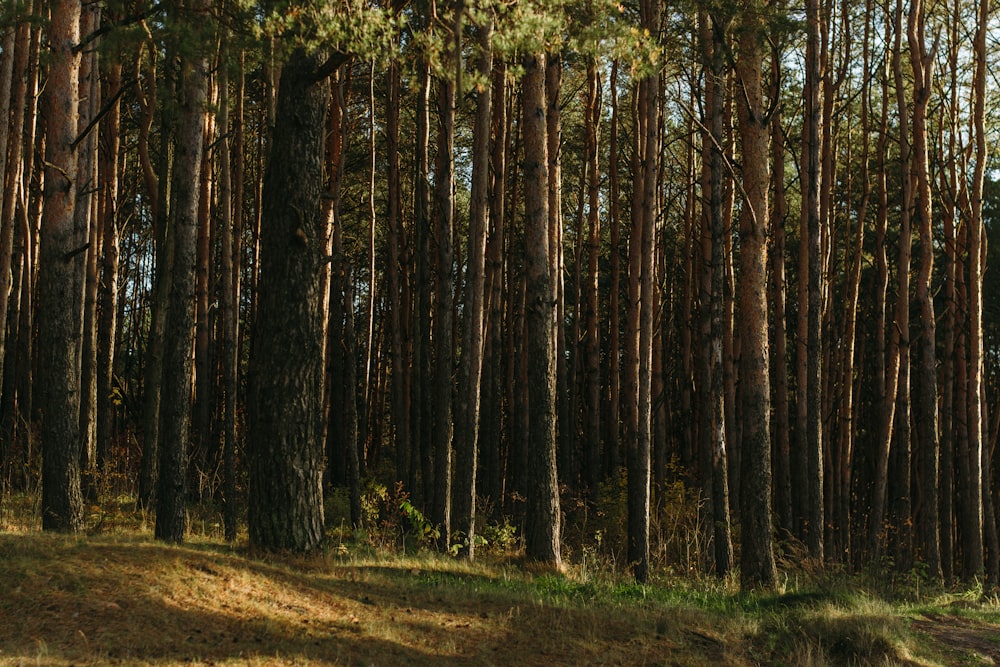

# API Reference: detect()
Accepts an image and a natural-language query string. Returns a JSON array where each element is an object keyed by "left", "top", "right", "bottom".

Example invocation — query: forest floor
[{"left": 1, "top": 511, "right": 1000, "bottom": 665}]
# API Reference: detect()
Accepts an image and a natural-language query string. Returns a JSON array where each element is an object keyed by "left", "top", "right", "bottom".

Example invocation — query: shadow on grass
[{"left": 0, "top": 535, "right": 701, "bottom": 666}]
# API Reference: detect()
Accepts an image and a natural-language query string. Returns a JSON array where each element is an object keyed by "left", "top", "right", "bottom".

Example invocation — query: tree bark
[
  {"left": 735, "top": 0, "right": 777, "bottom": 591},
  {"left": 155, "top": 8, "right": 209, "bottom": 541},
  {"left": 454, "top": 16, "right": 493, "bottom": 559},
  {"left": 38, "top": 0, "right": 85, "bottom": 532},
  {"left": 247, "top": 47, "right": 332, "bottom": 552},
  {"left": 522, "top": 52, "right": 561, "bottom": 568},
  {"left": 907, "top": 0, "right": 940, "bottom": 581}
]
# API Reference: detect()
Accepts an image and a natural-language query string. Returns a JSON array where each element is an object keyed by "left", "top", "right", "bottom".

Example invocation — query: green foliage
[{"left": 259, "top": 0, "right": 405, "bottom": 66}]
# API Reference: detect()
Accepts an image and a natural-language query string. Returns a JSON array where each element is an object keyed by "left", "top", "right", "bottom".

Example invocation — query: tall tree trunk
[
  {"left": 156, "top": 7, "right": 209, "bottom": 541},
  {"left": 736, "top": 0, "right": 777, "bottom": 591},
  {"left": 76, "top": 4, "right": 100, "bottom": 497},
  {"left": 698, "top": 9, "right": 733, "bottom": 577},
  {"left": 582, "top": 58, "right": 602, "bottom": 500},
  {"left": 886, "top": 0, "right": 913, "bottom": 569},
  {"left": 247, "top": 47, "right": 340, "bottom": 552},
  {"left": 629, "top": 0, "right": 658, "bottom": 583},
  {"left": 217, "top": 31, "right": 238, "bottom": 542},
  {"left": 454, "top": 16, "right": 493, "bottom": 559},
  {"left": 768, "top": 41, "right": 791, "bottom": 540},
  {"left": 866, "top": 0, "right": 894, "bottom": 560},
  {"left": 38, "top": 0, "right": 85, "bottom": 532},
  {"left": 966, "top": 0, "right": 989, "bottom": 582},
  {"left": 907, "top": 0, "right": 940, "bottom": 581},
  {"left": 96, "top": 59, "right": 122, "bottom": 473},
  {"left": 138, "top": 42, "right": 171, "bottom": 510},
  {"left": 802, "top": 0, "right": 824, "bottom": 560},
  {"left": 606, "top": 61, "right": 622, "bottom": 481},
  {"left": 385, "top": 59, "right": 409, "bottom": 492},
  {"left": 432, "top": 70, "right": 456, "bottom": 549},
  {"left": 522, "top": 52, "right": 561, "bottom": 568},
  {"left": 413, "top": 62, "right": 434, "bottom": 509}
]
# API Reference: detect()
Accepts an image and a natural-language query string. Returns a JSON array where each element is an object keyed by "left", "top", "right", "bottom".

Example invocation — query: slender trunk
[
  {"left": 76, "top": 4, "right": 100, "bottom": 496},
  {"left": 522, "top": 52, "right": 561, "bottom": 568},
  {"left": 432, "top": 72, "right": 455, "bottom": 549},
  {"left": 769, "top": 43, "right": 791, "bottom": 540},
  {"left": 217, "top": 32, "right": 238, "bottom": 542},
  {"left": 155, "top": 16, "right": 208, "bottom": 542},
  {"left": 907, "top": 0, "right": 940, "bottom": 581},
  {"left": 454, "top": 17, "right": 493, "bottom": 559},
  {"left": 385, "top": 59, "right": 409, "bottom": 491},
  {"left": 606, "top": 61, "right": 622, "bottom": 481},
  {"left": 138, "top": 44, "right": 172, "bottom": 510},
  {"left": 966, "top": 0, "right": 989, "bottom": 581},
  {"left": 803, "top": 0, "right": 824, "bottom": 560},
  {"left": 886, "top": 0, "right": 912, "bottom": 569},
  {"left": 582, "top": 59, "right": 602, "bottom": 500},
  {"left": 96, "top": 60, "right": 122, "bottom": 473},
  {"left": 630, "top": 0, "right": 658, "bottom": 583},
  {"left": 698, "top": 9, "right": 733, "bottom": 577}
]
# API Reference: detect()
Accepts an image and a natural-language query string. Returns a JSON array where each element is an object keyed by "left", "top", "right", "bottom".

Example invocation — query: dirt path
[{"left": 914, "top": 612, "right": 1000, "bottom": 665}]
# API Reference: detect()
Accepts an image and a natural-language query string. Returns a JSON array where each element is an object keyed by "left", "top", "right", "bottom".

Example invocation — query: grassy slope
[{"left": 1, "top": 530, "right": 999, "bottom": 666}]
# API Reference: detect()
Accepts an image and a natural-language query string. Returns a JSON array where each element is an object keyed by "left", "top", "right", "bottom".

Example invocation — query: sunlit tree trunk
[
  {"left": 522, "top": 52, "right": 561, "bottom": 568},
  {"left": 735, "top": 0, "right": 777, "bottom": 591},
  {"left": 907, "top": 0, "right": 940, "bottom": 582},
  {"left": 966, "top": 0, "right": 990, "bottom": 583},
  {"left": 38, "top": 0, "right": 85, "bottom": 532}
]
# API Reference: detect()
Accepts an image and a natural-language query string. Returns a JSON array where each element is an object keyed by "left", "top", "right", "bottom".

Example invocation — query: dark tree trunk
[
  {"left": 155, "top": 18, "right": 208, "bottom": 542},
  {"left": 247, "top": 47, "right": 335, "bottom": 552}
]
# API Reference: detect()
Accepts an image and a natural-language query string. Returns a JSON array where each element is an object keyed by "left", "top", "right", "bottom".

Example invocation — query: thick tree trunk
[
  {"left": 247, "top": 47, "right": 335, "bottom": 552},
  {"left": 38, "top": 0, "right": 85, "bottom": 532}
]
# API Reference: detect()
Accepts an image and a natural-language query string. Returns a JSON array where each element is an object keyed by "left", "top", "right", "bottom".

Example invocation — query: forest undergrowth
[{"left": 2, "top": 483, "right": 1000, "bottom": 666}]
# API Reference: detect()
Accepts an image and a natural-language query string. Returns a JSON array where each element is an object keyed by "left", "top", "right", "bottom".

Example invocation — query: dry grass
[{"left": 0, "top": 505, "right": 999, "bottom": 665}]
